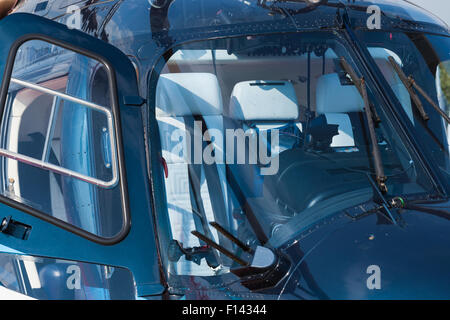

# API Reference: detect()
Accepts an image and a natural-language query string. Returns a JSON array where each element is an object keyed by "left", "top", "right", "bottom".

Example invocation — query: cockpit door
[{"left": 0, "top": 13, "right": 162, "bottom": 299}]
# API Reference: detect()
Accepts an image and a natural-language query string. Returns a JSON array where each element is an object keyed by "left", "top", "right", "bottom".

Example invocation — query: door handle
[{"left": 0, "top": 216, "right": 31, "bottom": 240}]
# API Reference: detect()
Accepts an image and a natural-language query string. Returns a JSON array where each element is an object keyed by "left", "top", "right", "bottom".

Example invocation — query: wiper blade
[
  {"left": 340, "top": 57, "right": 388, "bottom": 193},
  {"left": 388, "top": 56, "right": 450, "bottom": 124},
  {"left": 209, "top": 222, "right": 254, "bottom": 254},
  {"left": 191, "top": 231, "right": 249, "bottom": 266},
  {"left": 338, "top": 58, "right": 381, "bottom": 124}
]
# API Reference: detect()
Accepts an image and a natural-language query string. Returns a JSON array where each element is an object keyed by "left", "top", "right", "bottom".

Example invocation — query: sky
[{"left": 406, "top": 0, "right": 450, "bottom": 26}]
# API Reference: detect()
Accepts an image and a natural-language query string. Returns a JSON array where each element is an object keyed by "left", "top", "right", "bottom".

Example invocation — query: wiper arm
[
  {"left": 340, "top": 57, "right": 388, "bottom": 193},
  {"left": 365, "top": 174, "right": 397, "bottom": 224},
  {"left": 390, "top": 196, "right": 450, "bottom": 220},
  {"left": 167, "top": 222, "right": 255, "bottom": 268},
  {"left": 388, "top": 56, "right": 450, "bottom": 124}
]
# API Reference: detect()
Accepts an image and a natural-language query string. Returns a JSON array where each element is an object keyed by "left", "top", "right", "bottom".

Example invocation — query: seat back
[
  {"left": 316, "top": 73, "right": 364, "bottom": 150},
  {"left": 229, "top": 80, "right": 301, "bottom": 156}
]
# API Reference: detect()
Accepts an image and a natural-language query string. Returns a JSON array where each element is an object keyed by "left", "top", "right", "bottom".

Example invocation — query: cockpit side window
[
  {"left": 0, "top": 40, "right": 124, "bottom": 239},
  {"left": 437, "top": 61, "right": 450, "bottom": 141},
  {"left": 358, "top": 31, "right": 450, "bottom": 180}
]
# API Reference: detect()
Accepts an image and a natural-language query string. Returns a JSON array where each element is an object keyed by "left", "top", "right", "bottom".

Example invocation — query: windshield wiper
[
  {"left": 191, "top": 231, "right": 249, "bottom": 266},
  {"left": 340, "top": 57, "right": 388, "bottom": 193},
  {"left": 209, "top": 222, "right": 254, "bottom": 254},
  {"left": 192, "top": 225, "right": 292, "bottom": 291},
  {"left": 388, "top": 56, "right": 450, "bottom": 124}
]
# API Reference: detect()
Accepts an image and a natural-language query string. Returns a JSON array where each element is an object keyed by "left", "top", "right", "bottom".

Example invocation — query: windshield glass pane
[
  {"left": 151, "top": 31, "right": 437, "bottom": 296},
  {"left": 357, "top": 31, "right": 450, "bottom": 187}
]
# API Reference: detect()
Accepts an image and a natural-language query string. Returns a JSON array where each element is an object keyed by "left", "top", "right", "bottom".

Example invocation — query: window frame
[
  {"left": 0, "top": 34, "right": 131, "bottom": 245},
  {"left": 3, "top": 76, "right": 119, "bottom": 188}
]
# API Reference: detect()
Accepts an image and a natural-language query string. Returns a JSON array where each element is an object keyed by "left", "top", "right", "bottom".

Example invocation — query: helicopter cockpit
[{"left": 0, "top": 0, "right": 448, "bottom": 300}]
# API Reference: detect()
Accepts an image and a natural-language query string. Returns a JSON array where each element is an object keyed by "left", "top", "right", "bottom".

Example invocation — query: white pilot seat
[
  {"left": 229, "top": 80, "right": 301, "bottom": 157},
  {"left": 156, "top": 72, "right": 229, "bottom": 275},
  {"left": 315, "top": 73, "right": 364, "bottom": 149}
]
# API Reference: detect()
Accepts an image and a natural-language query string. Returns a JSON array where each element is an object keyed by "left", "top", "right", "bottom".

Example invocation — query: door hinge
[{"left": 0, "top": 216, "right": 31, "bottom": 240}]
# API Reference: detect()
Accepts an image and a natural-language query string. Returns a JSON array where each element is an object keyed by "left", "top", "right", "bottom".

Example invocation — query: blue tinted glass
[
  {"left": 358, "top": 31, "right": 450, "bottom": 187},
  {"left": 152, "top": 32, "right": 438, "bottom": 298},
  {"left": 0, "top": 253, "right": 136, "bottom": 300},
  {"left": 0, "top": 40, "right": 123, "bottom": 238}
]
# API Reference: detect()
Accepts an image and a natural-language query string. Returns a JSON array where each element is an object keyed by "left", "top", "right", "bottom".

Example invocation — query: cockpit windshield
[{"left": 150, "top": 31, "right": 440, "bottom": 295}]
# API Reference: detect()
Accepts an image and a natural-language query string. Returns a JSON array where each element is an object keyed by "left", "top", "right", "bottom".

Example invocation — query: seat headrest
[
  {"left": 229, "top": 81, "right": 299, "bottom": 121},
  {"left": 156, "top": 73, "right": 223, "bottom": 117},
  {"left": 316, "top": 73, "right": 364, "bottom": 114}
]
